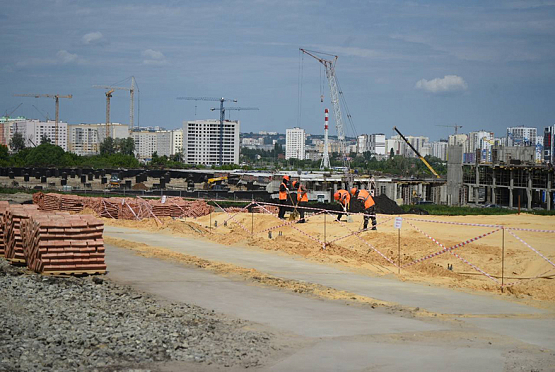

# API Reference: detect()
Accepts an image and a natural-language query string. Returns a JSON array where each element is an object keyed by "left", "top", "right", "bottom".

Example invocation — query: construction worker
[
  {"left": 292, "top": 180, "right": 308, "bottom": 223},
  {"left": 350, "top": 187, "right": 377, "bottom": 230},
  {"left": 278, "top": 175, "right": 290, "bottom": 219},
  {"left": 333, "top": 189, "right": 350, "bottom": 221}
]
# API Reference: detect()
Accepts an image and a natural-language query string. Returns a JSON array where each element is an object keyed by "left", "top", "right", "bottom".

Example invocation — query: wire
[
  {"left": 296, "top": 50, "right": 304, "bottom": 127},
  {"left": 335, "top": 75, "right": 357, "bottom": 138}
]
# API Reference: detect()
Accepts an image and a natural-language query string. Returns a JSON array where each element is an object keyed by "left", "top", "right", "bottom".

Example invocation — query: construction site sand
[{"left": 98, "top": 211, "right": 555, "bottom": 307}]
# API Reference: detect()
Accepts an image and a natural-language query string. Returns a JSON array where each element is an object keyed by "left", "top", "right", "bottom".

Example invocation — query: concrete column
[
  {"left": 491, "top": 168, "right": 496, "bottom": 204},
  {"left": 527, "top": 170, "right": 533, "bottom": 210},
  {"left": 509, "top": 169, "right": 514, "bottom": 208},
  {"left": 547, "top": 176, "right": 552, "bottom": 211}
]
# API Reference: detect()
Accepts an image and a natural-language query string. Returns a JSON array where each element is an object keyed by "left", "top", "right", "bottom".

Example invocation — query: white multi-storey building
[
  {"left": 12, "top": 120, "right": 68, "bottom": 151},
  {"left": 171, "top": 129, "right": 183, "bottom": 156},
  {"left": 68, "top": 123, "right": 129, "bottom": 155},
  {"left": 368, "top": 134, "right": 386, "bottom": 155},
  {"left": 430, "top": 141, "right": 448, "bottom": 161},
  {"left": 357, "top": 134, "right": 369, "bottom": 154},
  {"left": 448, "top": 133, "right": 468, "bottom": 147},
  {"left": 385, "top": 138, "right": 406, "bottom": 157},
  {"left": 132, "top": 130, "right": 172, "bottom": 159},
  {"left": 183, "top": 120, "right": 240, "bottom": 165},
  {"left": 285, "top": 127, "right": 305, "bottom": 160},
  {"left": 507, "top": 126, "right": 537, "bottom": 146}
]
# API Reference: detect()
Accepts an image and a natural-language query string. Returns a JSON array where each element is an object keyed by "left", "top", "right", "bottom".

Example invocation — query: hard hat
[
  {"left": 350, "top": 187, "right": 358, "bottom": 196},
  {"left": 334, "top": 192, "right": 340, "bottom": 201},
  {"left": 283, "top": 175, "right": 290, "bottom": 181}
]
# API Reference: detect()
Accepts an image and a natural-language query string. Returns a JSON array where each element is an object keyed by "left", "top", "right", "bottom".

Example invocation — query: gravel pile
[{"left": 0, "top": 260, "right": 273, "bottom": 371}]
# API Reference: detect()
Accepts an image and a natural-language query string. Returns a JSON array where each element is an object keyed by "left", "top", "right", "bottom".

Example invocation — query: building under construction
[{"left": 447, "top": 145, "right": 554, "bottom": 210}]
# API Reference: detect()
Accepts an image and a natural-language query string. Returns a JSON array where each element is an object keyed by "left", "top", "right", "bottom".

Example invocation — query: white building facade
[
  {"left": 12, "top": 120, "right": 68, "bottom": 151},
  {"left": 285, "top": 127, "right": 305, "bottom": 160},
  {"left": 68, "top": 123, "right": 129, "bottom": 156},
  {"left": 132, "top": 130, "right": 172, "bottom": 159},
  {"left": 183, "top": 120, "right": 240, "bottom": 165},
  {"left": 507, "top": 126, "right": 537, "bottom": 146},
  {"left": 369, "top": 134, "right": 386, "bottom": 156},
  {"left": 171, "top": 129, "right": 183, "bottom": 156}
]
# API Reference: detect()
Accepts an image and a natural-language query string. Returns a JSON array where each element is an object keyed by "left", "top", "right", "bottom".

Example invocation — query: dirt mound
[{"left": 374, "top": 194, "right": 404, "bottom": 214}]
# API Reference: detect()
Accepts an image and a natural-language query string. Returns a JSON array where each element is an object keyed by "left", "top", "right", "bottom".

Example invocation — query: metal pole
[
  {"left": 251, "top": 206, "right": 254, "bottom": 237},
  {"left": 209, "top": 204, "right": 212, "bottom": 231},
  {"left": 398, "top": 228, "right": 401, "bottom": 274},
  {"left": 501, "top": 227, "right": 505, "bottom": 290},
  {"left": 324, "top": 212, "right": 327, "bottom": 248}
]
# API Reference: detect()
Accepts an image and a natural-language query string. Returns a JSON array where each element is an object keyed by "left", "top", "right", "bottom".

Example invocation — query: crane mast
[
  {"left": 299, "top": 49, "right": 348, "bottom": 165},
  {"left": 93, "top": 76, "right": 136, "bottom": 129},
  {"left": 13, "top": 93, "right": 72, "bottom": 146}
]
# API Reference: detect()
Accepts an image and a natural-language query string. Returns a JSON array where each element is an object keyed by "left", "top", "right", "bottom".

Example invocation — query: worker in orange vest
[
  {"left": 350, "top": 187, "right": 377, "bottom": 230},
  {"left": 278, "top": 175, "right": 290, "bottom": 219},
  {"left": 333, "top": 189, "right": 351, "bottom": 221},
  {"left": 292, "top": 180, "right": 308, "bottom": 223}
]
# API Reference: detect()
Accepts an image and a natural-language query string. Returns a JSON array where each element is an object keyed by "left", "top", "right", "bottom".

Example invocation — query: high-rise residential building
[
  {"left": 390, "top": 135, "right": 428, "bottom": 157},
  {"left": 467, "top": 131, "right": 494, "bottom": 153},
  {"left": 368, "top": 134, "right": 386, "bottom": 155},
  {"left": 68, "top": 123, "right": 129, "bottom": 156},
  {"left": 448, "top": 133, "right": 468, "bottom": 147},
  {"left": 171, "top": 129, "right": 183, "bottom": 156},
  {"left": 12, "top": 120, "right": 68, "bottom": 151},
  {"left": 0, "top": 116, "right": 27, "bottom": 146},
  {"left": 183, "top": 120, "right": 240, "bottom": 165},
  {"left": 544, "top": 125, "right": 555, "bottom": 164},
  {"left": 356, "top": 134, "right": 369, "bottom": 154},
  {"left": 132, "top": 130, "right": 172, "bottom": 159},
  {"left": 430, "top": 140, "right": 448, "bottom": 161},
  {"left": 507, "top": 126, "right": 537, "bottom": 146},
  {"left": 286, "top": 127, "right": 305, "bottom": 160},
  {"left": 385, "top": 138, "right": 406, "bottom": 157}
]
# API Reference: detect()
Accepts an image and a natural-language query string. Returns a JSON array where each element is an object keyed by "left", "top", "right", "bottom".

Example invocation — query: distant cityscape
[{"left": 0, "top": 115, "right": 553, "bottom": 167}]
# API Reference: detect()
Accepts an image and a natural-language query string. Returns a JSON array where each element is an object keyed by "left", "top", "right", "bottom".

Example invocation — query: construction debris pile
[
  {"left": 33, "top": 192, "right": 214, "bottom": 220},
  {"left": 0, "top": 201, "right": 106, "bottom": 275}
]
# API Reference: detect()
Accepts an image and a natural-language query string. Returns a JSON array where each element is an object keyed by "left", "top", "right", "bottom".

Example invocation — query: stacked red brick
[
  {"left": 0, "top": 201, "right": 10, "bottom": 255},
  {"left": 21, "top": 214, "right": 106, "bottom": 274},
  {"left": 3, "top": 205, "right": 40, "bottom": 263}
]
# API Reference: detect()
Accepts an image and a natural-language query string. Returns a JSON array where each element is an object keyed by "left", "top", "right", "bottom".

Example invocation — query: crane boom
[
  {"left": 393, "top": 126, "right": 441, "bottom": 179},
  {"left": 13, "top": 93, "right": 72, "bottom": 146},
  {"left": 300, "top": 48, "right": 347, "bottom": 164}
]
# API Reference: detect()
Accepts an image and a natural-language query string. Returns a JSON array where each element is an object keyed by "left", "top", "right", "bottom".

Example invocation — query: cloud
[
  {"left": 56, "top": 50, "right": 79, "bottom": 64},
  {"left": 415, "top": 75, "right": 468, "bottom": 94},
  {"left": 141, "top": 49, "right": 167, "bottom": 65},
  {"left": 82, "top": 31, "right": 104, "bottom": 45}
]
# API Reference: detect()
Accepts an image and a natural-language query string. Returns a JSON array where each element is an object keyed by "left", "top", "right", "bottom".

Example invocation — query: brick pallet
[
  {"left": 0, "top": 201, "right": 10, "bottom": 256},
  {"left": 22, "top": 214, "right": 106, "bottom": 275},
  {"left": 4, "top": 205, "right": 39, "bottom": 264}
]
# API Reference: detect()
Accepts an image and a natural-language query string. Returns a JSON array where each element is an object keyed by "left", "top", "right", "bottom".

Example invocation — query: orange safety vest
[
  {"left": 297, "top": 185, "right": 308, "bottom": 202},
  {"left": 357, "top": 189, "right": 375, "bottom": 209},
  {"left": 337, "top": 189, "right": 350, "bottom": 206},
  {"left": 279, "top": 182, "right": 288, "bottom": 200}
]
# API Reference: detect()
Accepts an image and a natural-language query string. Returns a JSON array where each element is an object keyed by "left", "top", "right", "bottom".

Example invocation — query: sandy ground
[{"left": 97, "top": 210, "right": 555, "bottom": 305}]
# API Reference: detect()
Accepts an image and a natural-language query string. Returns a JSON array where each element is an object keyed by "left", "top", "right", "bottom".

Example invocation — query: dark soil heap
[{"left": 373, "top": 194, "right": 404, "bottom": 215}]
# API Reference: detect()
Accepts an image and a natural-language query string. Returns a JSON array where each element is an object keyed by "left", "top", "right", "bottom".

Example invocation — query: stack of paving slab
[
  {"left": 32, "top": 192, "right": 214, "bottom": 220},
  {"left": 21, "top": 213, "right": 106, "bottom": 275},
  {"left": 4, "top": 204, "right": 40, "bottom": 264},
  {"left": 0, "top": 201, "right": 10, "bottom": 256}
]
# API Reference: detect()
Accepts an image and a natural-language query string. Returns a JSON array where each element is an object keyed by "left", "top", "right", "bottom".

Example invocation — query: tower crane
[
  {"left": 13, "top": 93, "right": 72, "bottom": 146},
  {"left": 176, "top": 96, "right": 243, "bottom": 165},
  {"left": 105, "top": 89, "right": 115, "bottom": 139},
  {"left": 93, "top": 76, "right": 136, "bottom": 129},
  {"left": 3, "top": 103, "right": 22, "bottom": 118},
  {"left": 436, "top": 124, "right": 463, "bottom": 135},
  {"left": 210, "top": 106, "right": 259, "bottom": 120},
  {"left": 300, "top": 48, "right": 353, "bottom": 168}
]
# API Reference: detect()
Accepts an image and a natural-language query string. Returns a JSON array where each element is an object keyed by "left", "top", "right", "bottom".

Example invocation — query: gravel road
[{"left": 0, "top": 259, "right": 274, "bottom": 371}]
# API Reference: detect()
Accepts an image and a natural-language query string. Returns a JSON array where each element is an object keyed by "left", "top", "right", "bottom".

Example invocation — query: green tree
[
  {"left": 99, "top": 137, "right": 115, "bottom": 155},
  {"left": 115, "top": 137, "right": 135, "bottom": 156},
  {"left": 9, "top": 132, "right": 25, "bottom": 152},
  {"left": 40, "top": 134, "right": 52, "bottom": 145},
  {"left": 389, "top": 148, "right": 395, "bottom": 158},
  {"left": 24, "top": 143, "right": 66, "bottom": 167}
]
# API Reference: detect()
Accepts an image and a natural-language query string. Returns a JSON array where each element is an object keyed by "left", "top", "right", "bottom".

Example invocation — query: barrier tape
[
  {"left": 506, "top": 227, "right": 555, "bottom": 234},
  {"left": 508, "top": 230, "right": 555, "bottom": 268},
  {"left": 404, "top": 220, "right": 500, "bottom": 283},
  {"left": 252, "top": 207, "right": 327, "bottom": 236},
  {"left": 404, "top": 217, "right": 501, "bottom": 228},
  {"left": 223, "top": 201, "right": 255, "bottom": 223},
  {"left": 254, "top": 202, "right": 326, "bottom": 247},
  {"left": 402, "top": 222, "right": 501, "bottom": 269},
  {"left": 333, "top": 215, "right": 397, "bottom": 266},
  {"left": 502, "top": 267, "right": 555, "bottom": 287},
  {"left": 254, "top": 200, "right": 377, "bottom": 218},
  {"left": 212, "top": 200, "right": 252, "bottom": 235}
]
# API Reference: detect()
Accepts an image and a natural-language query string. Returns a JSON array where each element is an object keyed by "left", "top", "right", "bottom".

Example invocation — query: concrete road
[
  {"left": 105, "top": 243, "right": 555, "bottom": 372},
  {"left": 105, "top": 226, "right": 545, "bottom": 315}
]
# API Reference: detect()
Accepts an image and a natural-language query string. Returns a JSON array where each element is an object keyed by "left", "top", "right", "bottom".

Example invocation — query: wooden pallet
[{"left": 41, "top": 270, "right": 106, "bottom": 276}]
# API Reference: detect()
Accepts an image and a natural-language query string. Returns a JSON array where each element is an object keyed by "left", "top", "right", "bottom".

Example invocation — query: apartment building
[
  {"left": 132, "top": 130, "right": 172, "bottom": 159},
  {"left": 507, "top": 126, "right": 537, "bottom": 146},
  {"left": 183, "top": 120, "right": 240, "bottom": 165},
  {"left": 12, "top": 120, "right": 68, "bottom": 151},
  {"left": 285, "top": 127, "right": 306, "bottom": 160}
]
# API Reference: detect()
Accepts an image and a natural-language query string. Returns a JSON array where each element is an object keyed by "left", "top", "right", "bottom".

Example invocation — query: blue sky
[{"left": 1, "top": 0, "right": 554, "bottom": 141}]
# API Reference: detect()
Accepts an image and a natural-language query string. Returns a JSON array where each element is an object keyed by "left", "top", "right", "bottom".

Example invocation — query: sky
[{"left": 1, "top": 0, "right": 554, "bottom": 141}]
